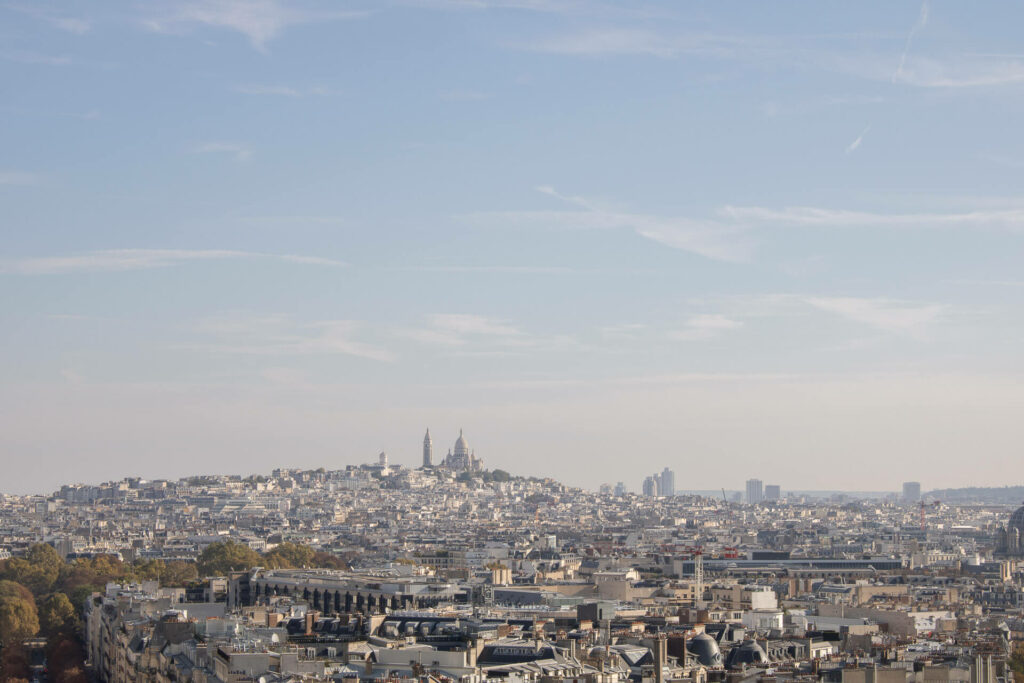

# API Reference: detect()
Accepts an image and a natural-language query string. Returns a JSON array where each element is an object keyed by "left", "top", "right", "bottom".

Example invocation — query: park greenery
[{"left": 0, "top": 540, "right": 344, "bottom": 682}]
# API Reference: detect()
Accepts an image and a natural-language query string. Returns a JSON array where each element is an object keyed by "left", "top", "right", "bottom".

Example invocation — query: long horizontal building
[
  {"left": 671, "top": 557, "right": 904, "bottom": 579},
  {"left": 229, "top": 568, "right": 470, "bottom": 613}
]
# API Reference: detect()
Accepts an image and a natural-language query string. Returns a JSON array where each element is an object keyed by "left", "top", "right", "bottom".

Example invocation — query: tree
[
  {"left": 311, "top": 552, "right": 348, "bottom": 570},
  {"left": 59, "top": 667, "right": 88, "bottom": 683},
  {"left": 0, "top": 544, "right": 62, "bottom": 597},
  {"left": 47, "top": 637, "right": 85, "bottom": 681},
  {"left": 263, "top": 543, "right": 315, "bottom": 569},
  {"left": 66, "top": 586, "right": 98, "bottom": 615},
  {"left": 58, "top": 555, "right": 131, "bottom": 609},
  {"left": 0, "top": 643, "right": 31, "bottom": 681},
  {"left": 38, "top": 593, "right": 77, "bottom": 637},
  {"left": 132, "top": 560, "right": 197, "bottom": 587},
  {"left": 1009, "top": 652, "right": 1024, "bottom": 681},
  {"left": 0, "top": 581, "right": 39, "bottom": 647},
  {"left": 197, "top": 541, "right": 260, "bottom": 576}
]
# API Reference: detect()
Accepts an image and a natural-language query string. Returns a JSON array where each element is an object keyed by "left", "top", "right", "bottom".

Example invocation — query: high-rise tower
[
  {"left": 423, "top": 429, "right": 433, "bottom": 467},
  {"left": 746, "top": 478, "right": 764, "bottom": 504}
]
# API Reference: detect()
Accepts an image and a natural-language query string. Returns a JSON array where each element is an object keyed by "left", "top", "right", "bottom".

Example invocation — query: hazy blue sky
[{"left": 3, "top": 1, "right": 1024, "bottom": 495}]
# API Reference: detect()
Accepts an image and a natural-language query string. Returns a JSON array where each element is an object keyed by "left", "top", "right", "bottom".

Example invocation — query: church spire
[{"left": 422, "top": 428, "right": 433, "bottom": 468}]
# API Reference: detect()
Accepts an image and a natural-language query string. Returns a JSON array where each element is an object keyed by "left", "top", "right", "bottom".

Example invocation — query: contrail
[{"left": 893, "top": 1, "right": 929, "bottom": 82}]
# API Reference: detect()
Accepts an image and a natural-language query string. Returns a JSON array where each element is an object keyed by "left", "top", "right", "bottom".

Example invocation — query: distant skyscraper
[
  {"left": 614, "top": 482, "right": 627, "bottom": 497},
  {"left": 765, "top": 484, "right": 781, "bottom": 501},
  {"left": 599, "top": 483, "right": 612, "bottom": 495},
  {"left": 423, "top": 429, "right": 433, "bottom": 468},
  {"left": 378, "top": 451, "right": 388, "bottom": 468},
  {"left": 660, "top": 467, "right": 675, "bottom": 497},
  {"left": 642, "top": 476, "right": 656, "bottom": 497},
  {"left": 746, "top": 478, "right": 764, "bottom": 504},
  {"left": 902, "top": 481, "right": 921, "bottom": 504}
]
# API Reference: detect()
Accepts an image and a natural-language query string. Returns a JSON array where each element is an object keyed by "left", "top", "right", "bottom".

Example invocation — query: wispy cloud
[
  {"left": 893, "top": 55, "right": 1024, "bottom": 88},
  {"left": 467, "top": 186, "right": 751, "bottom": 262},
  {"left": 884, "top": 1, "right": 1024, "bottom": 88},
  {"left": 669, "top": 314, "right": 744, "bottom": 341},
  {"left": 516, "top": 9, "right": 1023, "bottom": 93},
  {"left": 0, "top": 170, "right": 39, "bottom": 185},
  {"left": 399, "top": 313, "right": 581, "bottom": 357},
  {"left": 233, "top": 84, "right": 332, "bottom": 97},
  {"left": 804, "top": 296, "right": 945, "bottom": 332},
  {"left": 1, "top": 249, "right": 345, "bottom": 275},
  {"left": 6, "top": 4, "right": 91, "bottom": 34},
  {"left": 145, "top": 0, "right": 366, "bottom": 50},
  {"left": 519, "top": 28, "right": 742, "bottom": 58},
  {"left": 685, "top": 293, "right": 949, "bottom": 337},
  {"left": 472, "top": 190, "right": 1024, "bottom": 264},
  {"left": 535, "top": 184, "right": 596, "bottom": 210},
  {"left": 413, "top": 0, "right": 582, "bottom": 11},
  {"left": 403, "top": 314, "right": 524, "bottom": 346},
  {"left": 2, "top": 51, "right": 72, "bottom": 66},
  {"left": 186, "top": 316, "right": 394, "bottom": 361},
  {"left": 191, "top": 142, "right": 252, "bottom": 162},
  {"left": 397, "top": 265, "right": 575, "bottom": 274},
  {"left": 845, "top": 126, "right": 870, "bottom": 154},
  {"left": 719, "top": 205, "right": 1024, "bottom": 231},
  {"left": 52, "top": 16, "right": 90, "bottom": 34}
]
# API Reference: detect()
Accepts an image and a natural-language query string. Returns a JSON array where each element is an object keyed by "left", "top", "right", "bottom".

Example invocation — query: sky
[{"left": 2, "top": 0, "right": 1024, "bottom": 495}]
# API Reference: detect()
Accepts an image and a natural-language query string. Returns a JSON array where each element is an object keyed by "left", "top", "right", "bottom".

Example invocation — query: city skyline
[
  {"left": 0, "top": 420, "right": 1017, "bottom": 496},
  {"left": 0, "top": 428, "right": 991, "bottom": 502},
  {"left": 3, "top": 5, "right": 1024, "bottom": 683},
  {"left": 4, "top": 1, "right": 1024, "bottom": 493}
]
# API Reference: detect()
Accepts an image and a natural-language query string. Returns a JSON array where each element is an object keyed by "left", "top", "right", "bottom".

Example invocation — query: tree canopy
[
  {"left": 0, "top": 580, "right": 39, "bottom": 646},
  {"left": 197, "top": 540, "right": 261, "bottom": 576},
  {"left": 132, "top": 559, "right": 198, "bottom": 587},
  {"left": 263, "top": 542, "right": 315, "bottom": 569},
  {"left": 38, "top": 593, "right": 77, "bottom": 637},
  {"left": 0, "top": 544, "right": 61, "bottom": 596}
]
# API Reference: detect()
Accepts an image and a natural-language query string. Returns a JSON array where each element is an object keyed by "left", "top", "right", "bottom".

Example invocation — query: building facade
[
  {"left": 746, "top": 479, "right": 764, "bottom": 504},
  {"left": 995, "top": 503, "right": 1024, "bottom": 557},
  {"left": 440, "top": 430, "right": 482, "bottom": 472}
]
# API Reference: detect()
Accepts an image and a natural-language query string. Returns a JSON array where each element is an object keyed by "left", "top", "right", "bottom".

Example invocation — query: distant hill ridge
[{"left": 925, "top": 486, "right": 1024, "bottom": 504}]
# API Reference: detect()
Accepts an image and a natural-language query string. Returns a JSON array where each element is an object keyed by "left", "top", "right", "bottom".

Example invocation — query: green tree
[
  {"left": 311, "top": 552, "right": 348, "bottom": 570},
  {"left": 0, "top": 581, "right": 39, "bottom": 647},
  {"left": 57, "top": 554, "right": 132, "bottom": 610},
  {"left": 263, "top": 543, "right": 315, "bottom": 569},
  {"left": 66, "top": 586, "right": 98, "bottom": 615},
  {"left": 197, "top": 541, "right": 260, "bottom": 576},
  {"left": 1, "top": 544, "right": 62, "bottom": 597},
  {"left": 162, "top": 560, "right": 199, "bottom": 586},
  {"left": 132, "top": 559, "right": 198, "bottom": 587},
  {"left": 38, "top": 593, "right": 77, "bottom": 637}
]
